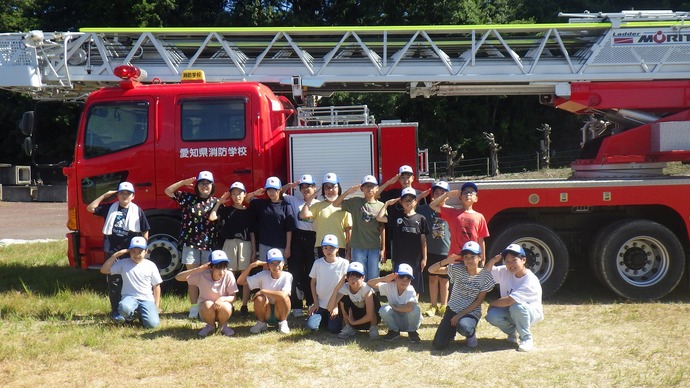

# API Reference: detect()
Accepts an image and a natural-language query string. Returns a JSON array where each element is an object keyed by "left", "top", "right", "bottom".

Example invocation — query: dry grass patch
[{"left": 1, "top": 241, "right": 690, "bottom": 387}]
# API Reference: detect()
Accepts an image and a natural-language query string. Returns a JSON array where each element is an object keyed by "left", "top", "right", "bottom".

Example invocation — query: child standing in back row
[
  {"left": 164, "top": 171, "right": 220, "bottom": 319},
  {"left": 376, "top": 187, "right": 429, "bottom": 294},
  {"left": 429, "top": 182, "right": 489, "bottom": 261}
]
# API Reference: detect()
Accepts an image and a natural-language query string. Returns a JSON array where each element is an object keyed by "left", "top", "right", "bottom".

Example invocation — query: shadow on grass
[{"left": 0, "top": 264, "right": 106, "bottom": 295}]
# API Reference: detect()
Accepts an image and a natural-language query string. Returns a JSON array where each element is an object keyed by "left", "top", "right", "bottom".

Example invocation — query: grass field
[{"left": 1, "top": 241, "right": 690, "bottom": 387}]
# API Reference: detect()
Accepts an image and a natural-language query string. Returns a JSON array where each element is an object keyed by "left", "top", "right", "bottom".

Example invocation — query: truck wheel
[
  {"left": 146, "top": 216, "right": 182, "bottom": 282},
  {"left": 489, "top": 222, "right": 569, "bottom": 298},
  {"left": 596, "top": 219, "right": 685, "bottom": 300},
  {"left": 589, "top": 222, "right": 619, "bottom": 286}
]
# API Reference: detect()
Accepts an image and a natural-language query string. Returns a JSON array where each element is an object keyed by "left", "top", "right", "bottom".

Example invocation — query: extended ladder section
[{"left": 1, "top": 10, "right": 690, "bottom": 100}]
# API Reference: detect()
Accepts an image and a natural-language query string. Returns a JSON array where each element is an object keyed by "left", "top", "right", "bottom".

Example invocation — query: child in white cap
[
  {"left": 164, "top": 171, "right": 220, "bottom": 319},
  {"left": 175, "top": 250, "right": 239, "bottom": 337},
  {"left": 209, "top": 181, "right": 256, "bottom": 317},
  {"left": 237, "top": 248, "right": 294, "bottom": 334},
  {"left": 333, "top": 175, "right": 385, "bottom": 282},
  {"left": 306, "top": 234, "right": 349, "bottom": 333},
  {"left": 428, "top": 241, "right": 495, "bottom": 350},
  {"left": 87, "top": 181, "right": 150, "bottom": 322},
  {"left": 280, "top": 174, "right": 318, "bottom": 317},
  {"left": 246, "top": 177, "right": 296, "bottom": 270},
  {"left": 484, "top": 244, "right": 543, "bottom": 352},
  {"left": 100, "top": 236, "right": 162, "bottom": 328},
  {"left": 376, "top": 187, "right": 430, "bottom": 295},
  {"left": 367, "top": 263, "right": 423, "bottom": 343},
  {"left": 327, "top": 261, "right": 381, "bottom": 339}
]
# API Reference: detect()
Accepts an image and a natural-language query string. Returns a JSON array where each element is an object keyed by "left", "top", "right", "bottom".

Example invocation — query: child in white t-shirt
[
  {"left": 327, "top": 261, "right": 381, "bottom": 339},
  {"left": 367, "top": 263, "right": 422, "bottom": 343},
  {"left": 175, "top": 250, "right": 239, "bottom": 337},
  {"left": 237, "top": 248, "right": 293, "bottom": 334},
  {"left": 306, "top": 234, "right": 349, "bottom": 333}
]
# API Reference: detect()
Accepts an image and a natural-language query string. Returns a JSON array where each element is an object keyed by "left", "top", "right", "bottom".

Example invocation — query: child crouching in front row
[
  {"left": 429, "top": 241, "right": 495, "bottom": 349},
  {"left": 175, "top": 250, "right": 239, "bottom": 337},
  {"left": 328, "top": 261, "right": 381, "bottom": 339}
]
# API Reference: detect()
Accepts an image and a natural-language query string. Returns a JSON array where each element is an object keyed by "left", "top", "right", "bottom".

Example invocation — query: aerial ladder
[{"left": 2, "top": 9, "right": 690, "bottom": 178}]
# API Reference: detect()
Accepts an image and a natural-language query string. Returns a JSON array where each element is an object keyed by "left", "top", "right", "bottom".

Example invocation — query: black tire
[
  {"left": 589, "top": 222, "right": 619, "bottom": 286},
  {"left": 596, "top": 219, "right": 685, "bottom": 300},
  {"left": 146, "top": 216, "right": 183, "bottom": 282},
  {"left": 489, "top": 222, "right": 569, "bottom": 298}
]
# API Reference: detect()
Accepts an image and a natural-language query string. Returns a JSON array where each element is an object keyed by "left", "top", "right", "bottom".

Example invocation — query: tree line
[{"left": 1, "top": 0, "right": 688, "bottom": 174}]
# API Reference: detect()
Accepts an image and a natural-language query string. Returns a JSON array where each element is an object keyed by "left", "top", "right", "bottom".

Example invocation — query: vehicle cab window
[
  {"left": 180, "top": 98, "right": 246, "bottom": 141},
  {"left": 84, "top": 101, "right": 149, "bottom": 158}
]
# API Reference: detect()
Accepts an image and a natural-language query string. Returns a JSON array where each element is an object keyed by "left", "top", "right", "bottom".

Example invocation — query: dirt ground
[{"left": 0, "top": 201, "right": 68, "bottom": 241}]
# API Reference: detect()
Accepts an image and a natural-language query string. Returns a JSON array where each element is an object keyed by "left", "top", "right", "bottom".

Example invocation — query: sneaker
[
  {"left": 249, "top": 321, "right": 269, "bottom": 334},
  {"left": 338, "top": 324, "right": 357, "bottom": 339},
  {"left": 110, "top": 311, "right": 125, "bottom": 323},
  {"left": 383, "top": 330, "right": 400, "bottom": 341},
  {"left": 292, "top": 308, "right": 304, "bottom": 318},
  {"left": 438, "top": 305, "right": 447, "bottom": 316},
  {"left": 220, "top": 326, "right": 235, "bottom": 337},
  {"left": 518, "top": 339, "right": 535, "bottom": 352},
  {"left": 408, "top": 331, "right": 421, "bottom": 343},
  {"left": 198, "top": 324, "right": 215, "bottom": 337},
  {"left": 369, "top": 326, "right": 380, "bottom": 340},
  {"left": 466, "top": 334, "right": 478, "bottom": 348},
  {"left": 188, "top": 304, "right": 200, "bottom": 319},
  {"left": 425, "top": 306, "right": 437, "bottom": 317},
  {"left": 239, "top": 305, "right": 249, "bottom": 318},
  {"left": 278, "top": 320, "right": 290, "bottom": 334},
  {"left": 507, "top": 331, "right": 519, "bottom": 344}
]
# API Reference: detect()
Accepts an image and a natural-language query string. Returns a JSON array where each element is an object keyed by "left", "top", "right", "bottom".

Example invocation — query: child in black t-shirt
[{"left": 376, "top": 187, "right": 429, "bottom": 294}]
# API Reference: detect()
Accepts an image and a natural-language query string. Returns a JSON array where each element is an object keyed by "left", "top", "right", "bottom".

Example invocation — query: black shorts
[{"left": 425, "top": 253, "right": 449, "bottom": 279}]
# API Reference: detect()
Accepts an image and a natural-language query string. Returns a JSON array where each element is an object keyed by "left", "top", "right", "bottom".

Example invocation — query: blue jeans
[
  {"left": 379, "top": 304, "right": 422, "bottom": 332},
  {"left": 351, "top": 248, "right": 380, "bottom": 281},
  {"left": 306, "top": 307, "right": 343, "bottom": 334},
  {"left": 119, "top": 296, "right": 160, "bottom": 329},
  {"left": 485, "top": 303, "right": 539, "bottom": 342}
]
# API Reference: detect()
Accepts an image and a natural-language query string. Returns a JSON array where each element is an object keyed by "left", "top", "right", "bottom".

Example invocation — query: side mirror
[
  {"left": 20, "top": 111, "right": 35, "bottom": 136},
  {"left": 23, "top": 137, "right": 33, "bottom": 156}
]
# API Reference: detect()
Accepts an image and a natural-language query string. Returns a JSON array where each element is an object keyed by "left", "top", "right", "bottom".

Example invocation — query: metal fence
[{"left": 427, "top": 149, "right": 581, "bottom": 179}]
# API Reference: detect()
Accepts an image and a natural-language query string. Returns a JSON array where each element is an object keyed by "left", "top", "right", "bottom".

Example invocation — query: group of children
[{"left": 90, "top": 167, "right": 543, "bottom": 351}]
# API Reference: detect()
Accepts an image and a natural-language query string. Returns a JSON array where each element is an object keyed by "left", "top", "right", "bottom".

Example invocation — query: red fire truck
[{"left": 2, "top": 10, "right": 690, "bottom": 300}]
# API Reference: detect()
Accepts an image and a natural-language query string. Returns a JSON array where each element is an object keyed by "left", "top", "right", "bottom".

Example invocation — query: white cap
[
  {"left": 323, "top": 172, "right": 338, "bottom": 185},
  {"left": 229, "top": 181, "right": 246, "bottom": 192},
  {"left": 128, "top": 236, "right": 148, "bottom": 250},
  {"left": 346, "top": 261, "right": 365, "bottom": 276},
  {"left": 265, "top": 176, "right": 282, "bottom": 190},
  {"left": 197, "top": 170, "right": 214, "bottom": 183},
  {"left": 360, "top": 175, "right": 378, "bottom": 185},
  {"left": 503, "top": 243, "right": 526, "bottom": 257},
  {"left": 117, "top": 181, "right": 134, "bottom": 193},
  {"left": 266, "top": 248, "right": 284, "bottom": 262},
  {"left": 399, "top": 165, "right": 413, "bottom": 175},
  {"left": 321, "top": 234, "right": 339, "bottom": 248},
  {"left": 300, "top": 174, "right": 316, "bottom": 185},
  {"left": 397, "top": 263, "right": 414, "bottom": 279},
  {"left": 461, "top": 241, "right": 481, "bottom": 255},
  {"left": 400, "top": 187, "right": 417, "bottom": 198},
  {"left": 432, "top": 181, "right": 450, "bottom": 192},
  {"left": 209, "top": 250, "right": 230, "bottom": 265}
]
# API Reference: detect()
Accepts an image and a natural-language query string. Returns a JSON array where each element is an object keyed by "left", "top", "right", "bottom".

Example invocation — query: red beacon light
[{"left": 113, "top": 65, "right": 147, "bottom": 89}]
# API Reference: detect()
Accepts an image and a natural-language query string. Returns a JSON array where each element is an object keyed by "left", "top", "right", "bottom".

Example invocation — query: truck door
[
  {"left": 173, "top": 97, "right": 252, "bottom": 191},
  {"left": 75, "top": 99, "right": 156, "bottom": 265}
]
